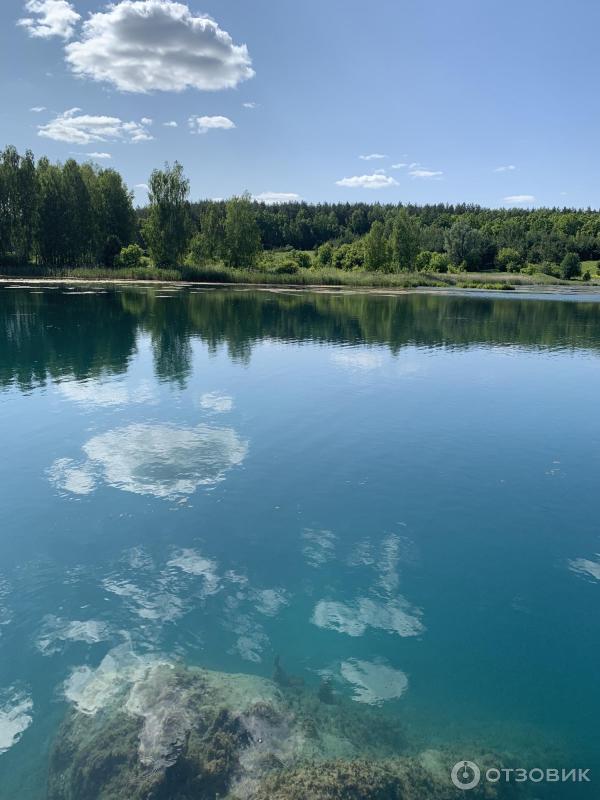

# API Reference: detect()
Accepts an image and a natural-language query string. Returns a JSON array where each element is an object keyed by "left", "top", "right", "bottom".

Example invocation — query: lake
[{"left": 0, "top": 284, "right": 599, "bottom": 798}]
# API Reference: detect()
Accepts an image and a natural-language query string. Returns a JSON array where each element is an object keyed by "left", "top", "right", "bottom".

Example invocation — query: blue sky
[{"left": 2, "top": 0, "right": 599, "bottom": 207}]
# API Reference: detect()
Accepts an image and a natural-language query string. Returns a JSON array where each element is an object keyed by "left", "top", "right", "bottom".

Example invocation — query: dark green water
[{"left": 0, "top": 284, "right": 599, "bottom": 797}]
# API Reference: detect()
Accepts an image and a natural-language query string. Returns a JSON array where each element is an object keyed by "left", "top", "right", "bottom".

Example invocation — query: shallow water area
[{"left": 0, "top": 285, "right": 599, "bottom": 798}]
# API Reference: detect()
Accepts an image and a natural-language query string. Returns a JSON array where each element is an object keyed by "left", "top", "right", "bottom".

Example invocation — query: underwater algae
[{"left": 47, "top": 648, "right": 527, "bottom": 800}]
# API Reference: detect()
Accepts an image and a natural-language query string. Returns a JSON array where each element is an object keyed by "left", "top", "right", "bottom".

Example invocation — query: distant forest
[{"left": 1, "top": 145, "right": 598, "bottom": 279}]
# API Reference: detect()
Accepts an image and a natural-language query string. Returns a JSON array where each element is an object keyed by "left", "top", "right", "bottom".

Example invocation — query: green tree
[
  {"left": 445, "top": 220, "right": 483, "bottom": 270},
  {"left": 198, "top": 203, "right": 225, "bottom": 262},
  {"left": 560, "top": 252, "right": 581, "bottom": 279},
  {"left": 224, "top": 192, "right": 262, "bottom": 267},
  {"left": 496, "top": 247, "right": 524, "bottom": 273},
  {"left": 364, "top": 220, "right": 388, "bottom": 270},
  {"left": 142, "top": 162, "right": 191, "bottom": 267},
  {"left": 390, "top": 209, "right": 420, "bottom": 270}
]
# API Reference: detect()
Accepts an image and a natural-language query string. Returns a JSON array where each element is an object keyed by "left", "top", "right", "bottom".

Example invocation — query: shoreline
[{"left": 2, "top": 274, "right": 600, "bottom": 297}]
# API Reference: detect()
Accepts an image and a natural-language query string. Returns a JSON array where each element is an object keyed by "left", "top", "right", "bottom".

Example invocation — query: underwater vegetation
[{"left": 47, "top": 650, "right": 531, "bottom": 800}]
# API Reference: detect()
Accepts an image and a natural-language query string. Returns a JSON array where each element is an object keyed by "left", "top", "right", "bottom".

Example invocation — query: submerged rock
[{"left": 47, "top": 649, "right": 528, "bottom": 800}]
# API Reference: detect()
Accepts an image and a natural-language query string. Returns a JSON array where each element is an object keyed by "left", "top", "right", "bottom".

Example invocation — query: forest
[{"left": 1, "top": 145, "right": 599, "bottom": 281}]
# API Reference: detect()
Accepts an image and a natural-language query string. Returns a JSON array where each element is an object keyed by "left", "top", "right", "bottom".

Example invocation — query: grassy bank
[{"left": 0, "top": 262, "right": 583, "bottom": 290}]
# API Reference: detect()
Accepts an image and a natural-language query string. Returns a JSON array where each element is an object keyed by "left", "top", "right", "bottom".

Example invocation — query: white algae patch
[
  {"left": 0, "top": 688, "right": 33, "bottom": 755},
  {"left": 568, "top": 554, "right": 600, "bottom": 582},
  {"left": 312, "top": 596, "right": 424, "bottom": 638},
  {"left": 200, "top": 391, "right": 234, "bottom": 413},
  {"left": 49, "top": 422, "right": 248, "bottom": 500},
  {"left": 302, "top": 528, "right": 336, "bottom": 567},
  {"left": 36, "top": 615, "right": 110, "bottom": 655},
  {"left": 167, "top": 549, "right": 221, "bottom": 597},
  {"left": 340, "top": 659, "right": 408, "bottom": 706}
]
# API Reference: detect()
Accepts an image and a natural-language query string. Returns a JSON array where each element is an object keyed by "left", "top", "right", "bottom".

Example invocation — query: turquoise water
[{"left": 0, "top": 285, "right": 599, "bottom": 797}]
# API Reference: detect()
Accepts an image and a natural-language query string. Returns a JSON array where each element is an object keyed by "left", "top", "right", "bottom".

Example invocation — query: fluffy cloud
[
  {"left": 503, "top": 194, "right": 535, "bottom": 204},
  {"left": 30, "top": 106, "right": 47, "bottom": 113},
  {"left": 243, "top": 101, "right": 258, "bottom": 109},
  {"left": 64, "top": 0, "right": 254, "bottom": 93},
  {"left": 86, "top": 151, "right": 112, "bottom": 160},
  {"left": 38, "top": 108, "right": 153, "bottom": 144},
  {"left": 359, "top": 153, "right": 387, "bottom": 161},
  {"left": 409, "top": 168, "right": 443, "bottom": 179},
  {"left": 18, "top": 0, "right": 80, "bottom": 40},
  {"left": 49, "top": 422, "right": 248, "bottom": 500},
  {"left": 391, "top": 162, "right": 407, "bottom": 169},
  {"left": 336, "top": 173, "right": 398, "bottom": 190},
  {"left": 253, "top": 192, "right": 302, "bottom": 205},
  {"left": 494, "top": 164, "right": 516, "bottom": 172},
  {"left": 163, "top": 121, "right": 178, "bottom": 127},
  {"left": 188, "top": 115, "right": 235, "bottom": 134}
]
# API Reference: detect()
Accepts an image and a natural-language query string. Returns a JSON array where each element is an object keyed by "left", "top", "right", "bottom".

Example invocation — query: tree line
[{"left": 1, "top": 145, "right": 599, "bottom": 278}]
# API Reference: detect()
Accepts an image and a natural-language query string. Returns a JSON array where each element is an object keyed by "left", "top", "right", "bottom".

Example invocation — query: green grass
[{"left": 0, "top": 261, "right": 593, "bottom": 290}]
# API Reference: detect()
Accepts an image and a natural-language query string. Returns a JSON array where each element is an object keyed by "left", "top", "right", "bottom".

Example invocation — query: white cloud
[
  {"left": 311, "top": 596, "right": 424, "bottom": 638},
  {"left": 30, "top": 106, "right": 47, "bottom": 113},
  {"left": 503, "top": 194, "right": 535, "bottom": 204},
  {"left": 253, "top": 192, "right": 302, "bottom": 205},
  {"left": 359, "top": 153, "right": 387, "bottom": 161},
  {"left": 200, "top": 391, "right": 234, "bottom": 413},
  {"left": 163, "top": 120, "right": 178, "bottom": 127},
  {"left": 71, "top": 151, "right": 112, "bottom": 160},
  {"left": 336, "top": 173, "right": 398, "bottom": 190},
  {"left": 340, "top": 659, "right": 408, "bottom": 706},
  {"left": 140, "top": 116, "right": 153, "bottom": 126},
  {"left": 409, "top": 168, "right": 443, "bottom": 179},
  {"left": 18, "top": 0, "right": 80, "bottom": 40},
  {"left": 243, "top": 101, "right": 258, "bottom": 109},
  {"left": 65, "top": 0, "right": 254, "bottom": 94},
  {"left": 188, "top": 115, "right": 235, "bottom": 134},
  {"left": 331, "top": 350, "right": 383, "bottom": 371},
  {"left": 391, "top": 162, "right": 407, "bottom": 169},
  {"left": 494, "top": 164, "right": 516, "bottom": 172},
  {"left": 568, "top": 555, "right": 600, "bottom": 582},
  {"left": 49, "top": 422, "right": 248, "bottom": 500},
  {"left": 38, "top": 108, "right": 153, "bottom": 144},
  {"left": 135, "top": 183, "right": 149, "bottom": 191},
  {"left": 0, "top": 688, "right": 33, "bottom": 755}
]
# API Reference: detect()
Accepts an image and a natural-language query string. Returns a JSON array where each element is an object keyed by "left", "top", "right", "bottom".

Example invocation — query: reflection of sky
[
  {"left": 49, "top": 423, "right": 248, "bottom": 500},
  {"left": 4, "top": 297, "right": 600, "bottom": 788}
]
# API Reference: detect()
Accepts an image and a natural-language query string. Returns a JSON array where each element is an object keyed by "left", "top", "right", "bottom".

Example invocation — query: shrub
[
  {"left": 496, "top": 247, "right": 524, "bottom": 273},
  {"left": 116, "top": 243, "right": 144, "bottom": 270},
  {"left": 415, "top": 251, "right": 433, "bottom": 271},
  {"left": 429, "top": 252, "right": 450, "bottom": 273},
  {"left": 272, "top": 261, "right": 299, "bottom": 275},
  {"left": 560, "top": 252, "right": 581, "bottom": 280},
  {"left": 294, "top": 251, "right": 312, "bottom": 269},
  {"left": 316, "top": 242, "right": 333, "bottom": 266},
  {"left": 583, "top": 270, "right": 591, "bottom": 281}
]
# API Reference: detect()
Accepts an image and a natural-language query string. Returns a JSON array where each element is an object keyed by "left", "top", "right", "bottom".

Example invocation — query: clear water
[{"left": 0, "top": 285, "right": 599, "bottom": 798}]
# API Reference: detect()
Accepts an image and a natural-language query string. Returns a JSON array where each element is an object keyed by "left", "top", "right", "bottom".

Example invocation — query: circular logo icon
[{"left": 451, "top": 760, "right": 481, "bottom": 791}]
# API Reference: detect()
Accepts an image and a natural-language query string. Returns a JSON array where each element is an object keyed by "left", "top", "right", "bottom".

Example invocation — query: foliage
[
  {"left": 116, "top": 243, "right": 144, "bottom": 270},
  {"left": 560, "top": 251, "right": 581, "bottom": 279},
  {"left": 390, "top": 209, "right": 420, "bottom": 270},
  {"left": 496, "top": 247, "right": 524, "bottom": 273},
  {"left": 4, "top": 145, "right": 600, "bottom": 279},
  {"left": 142, "top": 161, "right": 191, "bottom": 267},
  {"left": 223, "top": 192, "right": 262, "bottom": 267}
]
